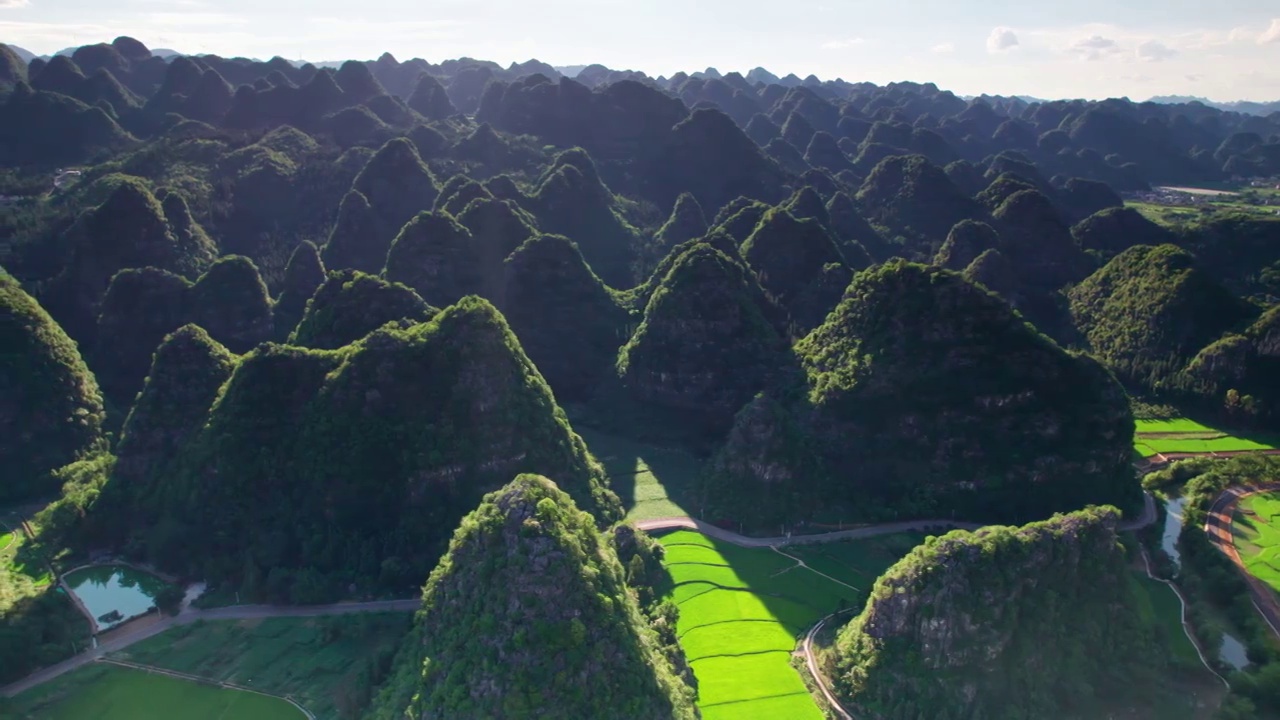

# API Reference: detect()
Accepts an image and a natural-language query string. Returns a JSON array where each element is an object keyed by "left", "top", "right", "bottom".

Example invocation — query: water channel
[{"left": 1159, "top": 495, "right": 1252, "bottom": 670}]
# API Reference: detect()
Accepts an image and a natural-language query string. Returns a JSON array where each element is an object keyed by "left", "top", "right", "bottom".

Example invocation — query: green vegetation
[
  {"left": 0, "top": 511, "right": 86, "bottom": 684},
  {"left": 615, "top": 242, "right": 789, "bottom": 444},
  {"left": 1134, "top": 417, "right": 1277, "bottom": 456},
  {"left": 288, "top": 270, "right": 436, "bottom": 349},
  {"left": 578, "top": 428, "right": 701, "bottom": 522},
  {"left": 112, "top": 614, "right": 413, "bottom": 719},
  {"left": 498, "top": 234, "right": 632, "bottom": 404},
  {"left": 1128, "top": 200, "right": 1280, "bottom": 230},
  {"left": 527, "top": 148, "right": 643, "bottom": 288},
  {"left": 708, "top": 261, "right": 1139, "bottom": 530},
  {"left": 10, "top": 42, "right": 1280, "bottom": 719},
  {"left": 1131, "top": 574, "right": 1201, "bottom": 667},
  {"left": 1070, "top": 244, "right": 1256, "bottom": 391},
  {"left": 831, "top": 507, "right": 1202, "bottom": 719},
  {"left": 83, "top": 326, "right": 235, "bottom": 553},
  {"left": 0, "top": 269, "right": 105, "bottom": 503},
  {"left": 7, "top": 663, "right": 306, "bottom": 720},
  {"left": 92, "top": 255, "right": 272, "bottom": 404},
  {"left": 368, "top": 475, "right": 696, "bottom": 719},
  {"left": 1233, "top": 492, "right": 1280, "bottom": 595},
  {"left": 98, "top": 297, "right": 621, "bottom": 600},
  {"left": 1146, "top": 456, "right": 1280, "bottom": 717},
  {"left": 740, "top": 207, "right": 850, "bottom": 332},
  {"left": 657, "top": 529, "right": 922, "bottom": 719}
]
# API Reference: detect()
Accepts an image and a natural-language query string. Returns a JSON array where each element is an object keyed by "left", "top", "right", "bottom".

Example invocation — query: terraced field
[
  {"left": 658, "top": 530, "right": 923, "bottom": 719},
  {"left": 1134, "top": 418, "right": 1276, "bottom": 457},
  {"left": 1234, "top": 492, "right": 1280, "bottom": 595}
]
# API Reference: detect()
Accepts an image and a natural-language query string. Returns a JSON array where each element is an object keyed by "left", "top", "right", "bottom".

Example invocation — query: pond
[
  {"left": 63, "top": 565, "right": 171, "bottom": 631},
  {"left": 1221, "top": 631, "right": 1251, "bottom": 671},
  {"left": 1161, "top": 495, "right": 1187, "bottom": 570}
]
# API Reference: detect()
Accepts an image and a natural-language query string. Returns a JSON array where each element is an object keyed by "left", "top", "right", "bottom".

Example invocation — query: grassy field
[
  {"left": 0, "top": 524, "right": 51, "bottom": 587},
  {"left": 6, "top": 663, "right": 305, "bottom": 719},
  {"left": 108, "top": 613, "right": 413, "bottom": 719},
  {"left": 658, "top": 529, "right": 924, "bottom": 719},
  {"left": 1131, "top": 574, "right": 1202, "bottom": 667},
  {"left": 1134, "top": 418, "right": 1277, "bottom": 457},
  {"left": 579, "top": 428, "right": 703, "bottom": 522},
  {"left": 1233, "top": 492, "right": 1280, "bottom": 595}
]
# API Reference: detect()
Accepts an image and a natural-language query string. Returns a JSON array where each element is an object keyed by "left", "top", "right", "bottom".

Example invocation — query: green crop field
[
  {"left": 110, "top": 613, "right": 413, "bottom": 719},
  {"left": 579, "top": 428, "right": 703, "bottom": 521},
  {"left": 7, "top": 663, "right": 305, "bottom": 720},
  {"left": 1127, "top": 200, "right": 1280, "bottom": 229},
  {"left": 1233, "top": 493, "right": 1280, "bottom": 595},
  {"left": 658, "top": 529, "right": 924, "bottom": 719},
  {"left": 1134, "top": 418, "right": 1277, "bottom": 457}
]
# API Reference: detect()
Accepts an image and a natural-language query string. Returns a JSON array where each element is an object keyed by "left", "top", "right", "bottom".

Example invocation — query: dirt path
[
  {"left": 0, "top": 599, "right": 419, "bottom": 698},
  {"left": 803, "top": 613, "right": 854, "bottom": 720},
  {"left": 1204, "top": 483, "right": 1280, "bottom": 639}
]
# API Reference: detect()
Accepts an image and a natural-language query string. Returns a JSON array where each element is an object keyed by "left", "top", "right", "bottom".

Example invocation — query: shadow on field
[{"left": 576, "top": 427, "right": 705, "bottom": 519}]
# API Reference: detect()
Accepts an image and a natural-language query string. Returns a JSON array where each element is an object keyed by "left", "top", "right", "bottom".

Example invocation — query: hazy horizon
[{"left": 1, "top": 0, "right": 1278, "bottom": 102}]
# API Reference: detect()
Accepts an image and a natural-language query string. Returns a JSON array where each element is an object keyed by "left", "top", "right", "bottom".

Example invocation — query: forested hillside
[
  {"left": 1, "top": 33, "right": 1278, "bottom": 719},
  {"left": 367, "top": 475, "right": 697, "bottom": 719},
  {"left": 830, "top": 507, "right": 1186, "bottom": 719}
]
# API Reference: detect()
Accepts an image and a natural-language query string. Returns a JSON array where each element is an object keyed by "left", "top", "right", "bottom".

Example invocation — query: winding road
[{"left": 1204, "top": 483, "right": 1280, "bottom": 639}]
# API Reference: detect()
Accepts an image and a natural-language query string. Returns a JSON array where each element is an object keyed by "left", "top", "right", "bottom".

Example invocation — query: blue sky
[{"left": 2, "top": 0, "right": 1278, "bottom": 101}]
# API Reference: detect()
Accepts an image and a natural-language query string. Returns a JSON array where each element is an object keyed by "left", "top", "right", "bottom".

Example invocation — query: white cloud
[
  {"left": 1261, "top": 18, "right": 1280, "bottom": 45},
  {"left": 986, "top": 26, "right": 1019, "bottom": 53},
  {"left": 1074, "top": 35, "right": 1116, "bottom": 50},
  {"left": 931, "top": 42, "right": 955, "bottom": 54},
  {"left": 1068, "top": 34, "right": 1122, "bottom": 61},
  {"left": 821, "top": 38, "right": 864, "bottom": 50},
  {"left": 1136, "top": 40, "right": 1177, "bottom": 62},
  {"left": 0, "top": 0, "right": 29, "bottom": 8}
]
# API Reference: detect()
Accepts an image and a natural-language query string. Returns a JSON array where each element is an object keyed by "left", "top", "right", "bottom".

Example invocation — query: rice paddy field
[
  {"left": 7, "top": 663, "right": 306, "bottom": 720},
  {"left": 579, "top": 428, "right": 702, "bottom": 522},
  {"left": 658, "top": 529, "right": 924, "bottom": 719},
  {"left": 1233, "top": 492, "right": 1280, "bottom": 595},
  {"left": 1134, "top": 418, "right": 1277, "bottom": 457}
]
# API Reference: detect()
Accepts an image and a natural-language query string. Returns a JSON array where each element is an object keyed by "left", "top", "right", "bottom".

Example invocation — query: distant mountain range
[
  {"left": 7, "top": 44, "right": 34, "bottom": 63},
  {"left": 1148, "top": 95, "right": 1280, "bottom": 116},
  {"left": 6, "top": 40, "right": 1279, "bottom": 115}
]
